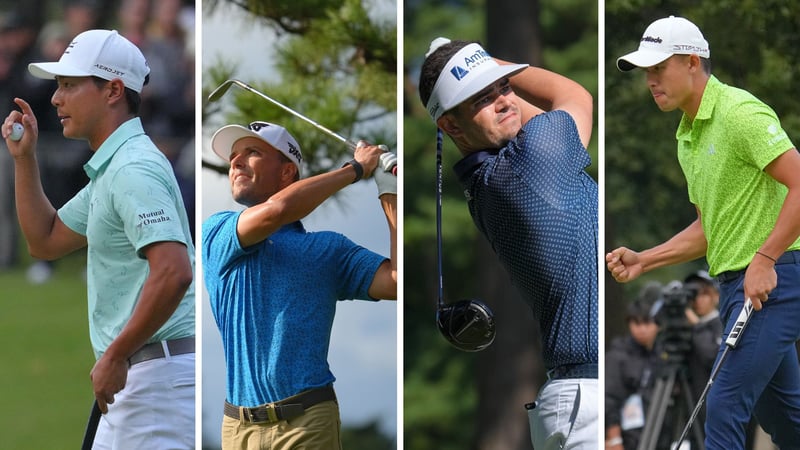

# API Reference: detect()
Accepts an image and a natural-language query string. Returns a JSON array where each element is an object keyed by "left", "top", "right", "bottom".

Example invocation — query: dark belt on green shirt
[{"left": 224, "top": 385, "right": 337, "bottom": 424}]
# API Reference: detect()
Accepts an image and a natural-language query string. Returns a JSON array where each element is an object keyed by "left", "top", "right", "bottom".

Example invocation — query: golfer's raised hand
[
  {"left": 374, "top": 152, "right": 397, "bottom": 197},
  {"left": 353, "top": 140, "right": 384, "bottom": 178},
  {"left": 606, "top": 247, "right": 644, "bottom": 283},
  {"left": 3, "top": 98, "right": 38, "bottom": 156},
  {"left": 90, "top": 352, "right": 129, "bottom": 414}
]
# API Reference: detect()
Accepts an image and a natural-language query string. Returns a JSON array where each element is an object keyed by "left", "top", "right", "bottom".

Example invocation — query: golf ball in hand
[{"left": 10, "top": 123, "right": 24, "bottom": 141}]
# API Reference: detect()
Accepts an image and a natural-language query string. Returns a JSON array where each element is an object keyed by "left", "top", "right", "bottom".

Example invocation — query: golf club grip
[
  {"left": 725, "top": 298, "right": 754, "bottom": 348},
  {"left": 346, "top": 143, "right": 397, "bottom": 176},
  {"left": 81, "top": 400, "right": 101, "bottom": 450}
]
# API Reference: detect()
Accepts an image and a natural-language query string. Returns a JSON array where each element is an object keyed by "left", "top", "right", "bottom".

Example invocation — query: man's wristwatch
[{"left": 343, "top": 159, "right": 363, "bottom": 183}]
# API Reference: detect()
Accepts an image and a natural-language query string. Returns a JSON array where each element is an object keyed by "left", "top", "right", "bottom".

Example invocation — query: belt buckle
[{"left": 243, "top": 404, "right": 278, "bottom": 424}]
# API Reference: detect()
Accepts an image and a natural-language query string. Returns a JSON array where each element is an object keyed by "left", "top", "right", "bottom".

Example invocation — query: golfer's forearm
[
  {"left": 758, "top": 188, "right": 800, "bottom": 259},
  {"left": 500, "top": 61, "right": 590, "bottom": 113},
  {"left": 13, "top": 154, "right": 64, "bottom": 257},
  {"left": 381, "top": 194, "right": 397, "bottom": 274},
  {"left": 238, "top": 167, "right": 355, "bottom": 247},
  {"left": 381, "top": 194, "right": 398, "bottom": 299},
  {"left": 640, "top": 219, "right": 707, "bottom": 273},
  {"left": 499, "top": 61, "right": 593, "bottom": 147},
  {"left": 103, "top": 248, "right": 192, "bottom": 362}
]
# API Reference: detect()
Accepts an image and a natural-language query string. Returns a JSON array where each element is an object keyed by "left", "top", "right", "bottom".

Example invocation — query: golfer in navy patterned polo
[
  {"left": 202, "top": 121, "right": 397, "bottom": 449},
  {"left": 418, "top": 38, "right": 598, "bottom": 449}
]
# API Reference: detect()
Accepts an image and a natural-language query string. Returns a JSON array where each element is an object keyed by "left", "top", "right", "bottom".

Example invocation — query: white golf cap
[
  {"left": 28, "top": 29, "right": 150, "bottom": 93},
  {"left": 211, "top": 121, "right": 304, "bottom": 175},
  {"left": 425, "top": 38, "right": 527, "bottom": 121},
  {"left": 617, "top": 16, "right": 710, "bottom": 71}
]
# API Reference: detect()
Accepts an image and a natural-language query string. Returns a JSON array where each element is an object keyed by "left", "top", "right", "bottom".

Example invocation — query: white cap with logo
[
  {"left": 617, "top": 16, "right": 710, "bottom": 71},
  {"left": 425, "top": 38, "right": 528, "bottom": 121},
  {"left": 29, "top": 29, "right": 150, "bottom": 93},
  {"left": 211, "top": 121, "right": 304, "bottom": 176}
]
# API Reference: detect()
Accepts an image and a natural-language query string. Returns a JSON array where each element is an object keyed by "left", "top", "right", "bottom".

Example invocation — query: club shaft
[
  {"left": 81, "top": 400, "right": 102, "bottom": 450},
  {"left": 216, "top": 80, "right": 357, "bottom": 149},
  {"left": 436, "top": 128, "right": 444, "bottom": 309},
  {"left": 209, "top": 79, "right": 395, "bottom": 174},
  {"left": 675, "top": 298, "right": 755, "bottom": 447}
]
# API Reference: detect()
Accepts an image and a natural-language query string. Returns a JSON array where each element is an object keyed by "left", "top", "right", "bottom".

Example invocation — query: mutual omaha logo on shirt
[{"left": 138, "top": 208, "right": 171, "bottom": 226}]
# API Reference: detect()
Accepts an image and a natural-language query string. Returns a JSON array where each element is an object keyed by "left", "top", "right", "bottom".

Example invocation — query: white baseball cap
[
  {"left": 617, "top": 16, "right": 710, "bottom": 71},
  {"left": 425, "top": 38, "right": 528, "bottom": 121},
  {"left": 28, "top": 29, "right": 150, "bottom": 93},
  {"left": 211, "top": 121, "right": 304, "bottom": 175}
]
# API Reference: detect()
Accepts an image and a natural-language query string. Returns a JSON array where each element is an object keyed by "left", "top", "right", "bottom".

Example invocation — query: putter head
[{"left": 437, "top": 298, "right": 496, "bottom": 352}]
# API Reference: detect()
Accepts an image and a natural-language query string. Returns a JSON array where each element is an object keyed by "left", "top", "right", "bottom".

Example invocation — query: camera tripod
[{"left": 637, "top": 363, "right": 705, "bottom": 450}]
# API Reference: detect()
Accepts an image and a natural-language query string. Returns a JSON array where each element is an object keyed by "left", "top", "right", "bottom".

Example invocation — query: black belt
[
  {"left": 547, "top": 363, "right": 598, "bottom": 380},
  {"left": 127, "top": 337, "right": 195, "bottom": 367},
  {"left": 224, "top": 385, "right": 337, "bottom": 424},
  {"left": 717, "top": 250, "right": 800, "bottom": 284}
]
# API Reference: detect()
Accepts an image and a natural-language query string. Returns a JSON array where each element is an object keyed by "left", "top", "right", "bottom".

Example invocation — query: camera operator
[
  {"left": 605, "top": 284, "right": 662, "bottom": 450},
  {"left": 683, "top": 269, "right": 723, "bottom": 430}
]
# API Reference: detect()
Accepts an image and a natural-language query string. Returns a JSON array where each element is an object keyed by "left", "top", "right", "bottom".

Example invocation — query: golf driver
[
  {"left": 208, "top": 79, "right": 395, "bottom": 174},
  {"left": 675, "top": 298, "right": 755, "bottom": 447},
  {"left": 434, "top": 128, "right": 496, "bottom": 352}
]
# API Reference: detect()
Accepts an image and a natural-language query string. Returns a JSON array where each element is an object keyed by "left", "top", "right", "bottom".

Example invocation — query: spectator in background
[
  {"left": 605, "top": 287, "right": 662, "bottom": 450},
  {"left": 0, "top": 10, "right": 41, "bottom": 270},
  {"left": 22, "top": 18, "right": 95, "bottom": 283},
  {"left": 0, "top": 0, "right": 196, "bottom": 279},
  {"left": 683, "top": 270, "right": 722, "bottom": 424}
]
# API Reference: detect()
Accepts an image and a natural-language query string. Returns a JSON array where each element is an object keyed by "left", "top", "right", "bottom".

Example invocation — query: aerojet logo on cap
[{"left": 95, "top": 64, "right": 125, "bottom": 77}]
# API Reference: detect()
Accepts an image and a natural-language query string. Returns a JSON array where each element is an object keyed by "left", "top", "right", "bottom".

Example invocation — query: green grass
[{"left": 0, "top": 250, "right": 95, "bottom": 449}]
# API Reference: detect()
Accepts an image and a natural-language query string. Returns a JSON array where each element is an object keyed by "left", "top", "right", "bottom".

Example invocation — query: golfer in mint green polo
[
  {"left": 607, "top": 16, "right": 800, "bottom": 450},
  {"left": 3, "top": 29, "right": 195, "bottom": 449}
]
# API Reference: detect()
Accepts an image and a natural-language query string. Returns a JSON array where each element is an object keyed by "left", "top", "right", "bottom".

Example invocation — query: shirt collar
[
  {"left": 453, "top": 149, "right": 497, "bottom": 182},
  {"left": 677, "top": 75, "right": 721, "bottom": 137},
  {"left": 83, "top": 118, "right": 146, "bottom": 179},
  {"left": 452, "top": 126, "right": 526, "bottom": 182}
]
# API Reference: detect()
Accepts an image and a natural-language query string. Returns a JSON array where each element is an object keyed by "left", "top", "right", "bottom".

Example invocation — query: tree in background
[
  {"left": 200, "top": 1, "right": 396, "bottom": 448},
  {"left": 604, "top": 0, "right": 800, "bottom": 341},
  {"left": 202, "top": 0, "right": 396, "bottom": 176},
  {"left": 404, "top": 0, "right": 597, "bottom": 448}
]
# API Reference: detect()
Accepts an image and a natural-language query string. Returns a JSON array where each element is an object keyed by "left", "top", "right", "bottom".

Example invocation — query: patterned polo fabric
[
  {"left": 58, "top": 118, "right": 196, "bottom": 359},
  {"left": 676, "top": 75, "right": 800, "bottom": 275},
  {"left": 202, "top": 213, "right": 386, "bottom": 407},
  {"left": 453, "top": 109, "right": 598, "bottom": 369}
]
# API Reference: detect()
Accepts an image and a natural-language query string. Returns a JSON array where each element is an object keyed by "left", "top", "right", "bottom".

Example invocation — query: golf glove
[{"left": 374, "top": 152, "right": 397, "bottom": 197}]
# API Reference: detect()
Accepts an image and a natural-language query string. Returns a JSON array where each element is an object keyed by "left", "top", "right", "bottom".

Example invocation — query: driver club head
[{"left": 436, "top": 299, "right": 496, "bottom": 352}]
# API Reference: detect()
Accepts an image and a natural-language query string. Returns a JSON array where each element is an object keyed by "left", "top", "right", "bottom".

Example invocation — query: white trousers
[
  {"left": 92, "top": 352, "right": 195, "bottom": 450},
  {"left": 527, "top": 378, "right": 598, "bottom": 450}
]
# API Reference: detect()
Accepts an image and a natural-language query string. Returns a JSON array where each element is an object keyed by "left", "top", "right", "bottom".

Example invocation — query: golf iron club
[
  {"left": 208, "top": 79, "right": 395, "bottom": 174},
  {"left": 674, "top": 298, "right": 756, "bottom": 448},
  {"left": 434, "top": 128, "right": 496, "bottom": 352}
]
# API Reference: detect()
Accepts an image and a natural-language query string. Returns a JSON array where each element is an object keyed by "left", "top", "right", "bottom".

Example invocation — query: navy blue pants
[{"left": 705, "top": 251, "right": 800, "bottom": 449}]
